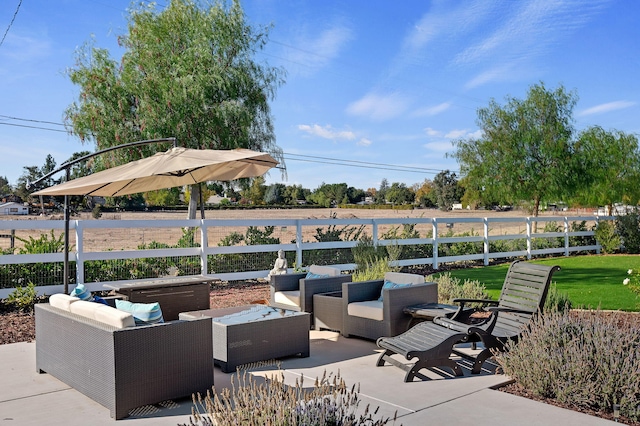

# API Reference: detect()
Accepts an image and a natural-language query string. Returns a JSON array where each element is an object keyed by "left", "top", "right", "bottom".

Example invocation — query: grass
[{"left": 430, "top": 255, "right": 640, "bottom": 311}]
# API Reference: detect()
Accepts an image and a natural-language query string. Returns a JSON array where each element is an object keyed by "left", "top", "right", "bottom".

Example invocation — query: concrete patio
[{"left": 0, "top": 330, "right": 616, "bottom": 425}]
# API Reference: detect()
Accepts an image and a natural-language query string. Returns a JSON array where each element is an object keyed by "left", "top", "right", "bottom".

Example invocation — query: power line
[
  {"left": 0, "top": 114, "right": 66, "bottom": 127},
  {"left": 1, "top": 113, "right": 456, "bottom": 175},
  {"left": 0, "top": 0, "right": 22, "bottom": 48},
  {"left": 0, "top": 122, "right": 67, "bottom": 133}
]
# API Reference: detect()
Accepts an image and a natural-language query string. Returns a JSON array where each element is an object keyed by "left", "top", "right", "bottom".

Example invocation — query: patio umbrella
[
  {"left": 31, "top": 145, "right": 279, "bottom": 291},
  {"left": 32, "top": 146, "right": 278, "bottom": 197}
]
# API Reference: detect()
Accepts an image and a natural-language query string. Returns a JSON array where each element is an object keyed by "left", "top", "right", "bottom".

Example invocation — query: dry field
[{"left": 1, "top": 207, "right": 598, "bottom": 252}]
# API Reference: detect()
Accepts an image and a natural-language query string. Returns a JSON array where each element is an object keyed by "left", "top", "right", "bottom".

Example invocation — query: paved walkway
[{"left": 0, "top": 331, "right": 616, "bottom": 425}]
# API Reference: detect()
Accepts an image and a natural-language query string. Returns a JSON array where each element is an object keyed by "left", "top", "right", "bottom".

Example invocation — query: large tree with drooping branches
[{"left": 65, "top": 0, "right": 285, "bottom": 218}]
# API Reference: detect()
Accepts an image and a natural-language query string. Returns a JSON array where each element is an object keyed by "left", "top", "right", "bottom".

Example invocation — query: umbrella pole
[{"left": 63, "top": 168, "right": 70, "bottom": 294}]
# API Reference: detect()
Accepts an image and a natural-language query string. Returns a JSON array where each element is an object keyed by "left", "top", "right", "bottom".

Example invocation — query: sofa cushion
[
  {"left": 70, "top": 283, "right": 93, "bottom": 301},
  {"left": 274, "top": 290, "right": 300, "bottom": 308},
  {"left": 49, "top": 293, "right": 80, "bottom": 311},
  {"left": 115, "top": 300, "right": 164, "bottom": 326},
  {"left": 309, "top": 265, "right": 341, "bottom": 276},
  {"left": 69, "top": 300, "right": 135, "bottom": 328},
  {"left": 348, "top": 300, "right": 384, "bottom": 321},
  {"left": 93, "top": 304, "right": 136, "bottom": 328}
]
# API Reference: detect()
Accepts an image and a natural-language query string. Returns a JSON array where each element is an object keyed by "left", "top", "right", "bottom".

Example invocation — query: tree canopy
[
  {"left": 450, "top": 82, "right": 578, "bottom": 216},
  {"left": 65, "top": 0, "right": 285, "bottom": 217}
]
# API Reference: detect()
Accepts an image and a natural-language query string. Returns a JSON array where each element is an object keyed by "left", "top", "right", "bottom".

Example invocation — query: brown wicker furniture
[
  {"left": 342, "top": 273, "right": 438, "bottom": 341},
  {"left": 179, "top": 304, "right": 310, "bottom": 373},
  {"left": 313, "top": 291, "right": 343, "bottom": 332},
  {"left": 376, "top": 261, "right": 560, "bottom": 381},
  {"left": 35, "top": 303, "right": 214, "bottom": 420},
  {"left": 103, "top": 275, "right": 214, "bottom": 321},
  {"left": 269, "top": 266, "right": 352, "bottom": 326}
]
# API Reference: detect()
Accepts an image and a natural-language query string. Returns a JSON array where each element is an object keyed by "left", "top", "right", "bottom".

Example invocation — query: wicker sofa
[{"left": 35, "top": 300, "right": 214, "bottom": 420}]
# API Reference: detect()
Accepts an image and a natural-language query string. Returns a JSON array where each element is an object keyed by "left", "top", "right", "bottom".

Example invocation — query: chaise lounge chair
[{"left": 376, "top": 260, "right": 560, "bottom": 382}]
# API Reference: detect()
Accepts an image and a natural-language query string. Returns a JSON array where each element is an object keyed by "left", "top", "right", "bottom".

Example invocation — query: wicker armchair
[
  {"left": 342, "top": 272, "right": 438, "bottom": 341},
  {"left": 269, "top": 265, "right": 352, "bottom": 324}
]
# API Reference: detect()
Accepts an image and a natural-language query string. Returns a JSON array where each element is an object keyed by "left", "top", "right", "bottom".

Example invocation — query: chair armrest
[
  {"left": 452, "top": 298, "right": 499, "bottom": 306},
  {"left": 342, "top": 280, "right": 384, "bottom": 303},
  {"left": 270, "top": 273, "right": 306, "bottom": 292},
  {"left": 299, "top": 274, "right": 352, "bottom": 311},
  {"left": 384, "top": 282, "right": 438, "bottom": 321}
]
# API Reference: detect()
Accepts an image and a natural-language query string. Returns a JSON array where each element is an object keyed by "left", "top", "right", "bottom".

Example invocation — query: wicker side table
[{"left": 313, "top": 291, "right": 343, "bottom": 332}]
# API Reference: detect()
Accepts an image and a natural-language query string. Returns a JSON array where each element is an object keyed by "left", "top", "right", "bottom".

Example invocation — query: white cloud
[
  {"left": 412, "top": 102, "right": 452, "bottom": 117},
  {"left": 424, "top": 127, "right": 442, "bottom": 137},
  {"left": 286, "top": 25, "right": 352, "bottom": 75},
  {"left": 578, "top": 101, "right": 637, "bottom": 116},
  {"left": 423, "top": 140, "right": 452, "bottom": 152},
  {"left": 444, "top": 129, "right": 482, "bottom": 139},
  {"left": 357, "top": 138, "right": 372, "bottom": 147},
  {"left": 346, "top": 92, "right": 409, "bottom": 120},
  {"left": 297, "top": 124, "right": 356, "bottom": 141}
]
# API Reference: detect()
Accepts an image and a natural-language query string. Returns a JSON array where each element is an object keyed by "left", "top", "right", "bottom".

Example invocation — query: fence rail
[{"left": 0, "top": 214, "right": 609, "bottom": 297}]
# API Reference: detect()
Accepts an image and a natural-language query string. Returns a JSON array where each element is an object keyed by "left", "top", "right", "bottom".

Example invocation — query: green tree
[
  {"left": 144, "top": 187, "right": 182, "bottom": 207},
  {"left": 432, "top": 170, "right": 463, "bottom": 210},
  {"left": 347, "top": 186, "right": 365, "bottom": 204},
  {"left": 412, "top": 179, "right": 436, "bottom": 207},
  {"left": 386, "top": 182, "right": 414, "bottom": 205},
  {"left": 0, "top": 176, "right": 12, "bottom": 196},
  {"left": 64, "top": 0, "right": 285, "bottom": 219},
  {"left": 450, "top": 82, "right": 577, "bottom": 217},
  {"left": 376, "top": 178, "right": 389, "bottom": 204},
  {"left": 309, "top": 183, "right": 348, "bottom": 207},
  {"left": 243, "top": 176, "right": 266, "bottom": 205},
  {"left": 264, "top": 183, "right": 285, "bottom": 204},
  {"left": 572, "top": 126, "right": 640, "bottom": 212}
]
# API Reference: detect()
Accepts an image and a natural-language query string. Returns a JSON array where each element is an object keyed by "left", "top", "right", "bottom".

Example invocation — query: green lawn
[{"left": 431, "top": 255, "right": 640, "bottom": 311}]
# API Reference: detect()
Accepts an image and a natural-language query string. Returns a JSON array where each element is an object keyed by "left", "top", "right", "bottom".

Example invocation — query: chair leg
[{"left": 471, "top": 348, "right": 492, "bottom": 374}]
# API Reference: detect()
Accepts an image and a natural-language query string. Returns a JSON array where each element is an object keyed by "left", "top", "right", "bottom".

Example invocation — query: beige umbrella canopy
[{"left": 33, "top": 147, "right": 278, "bottom": 197}]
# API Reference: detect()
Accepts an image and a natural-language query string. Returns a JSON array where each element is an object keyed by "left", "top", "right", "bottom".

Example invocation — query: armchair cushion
[
  {"left": 306, "top": 272, "right": 330, "bottom": 280},
  {"left": 308, "top": 265, "right": 341, "bottom": 276},
  {"left": 348, "top": 300, "right": 384, "bottom": 321},
  {"left": 384, "top": 272, "right": 424, "bottom": 285},
  {"left": 273, "top": 290, "right": 300, "bottom": 307},
  {"left": 378, "top": 280, "right": 411, "bottom": 301}
]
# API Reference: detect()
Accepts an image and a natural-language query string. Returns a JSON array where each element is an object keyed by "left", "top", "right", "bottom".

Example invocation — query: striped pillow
[
  {"left": 115, "top": 300, "right": 164, "bottom": 326},
  {"left": 70, "top": 283, "right": 94, "bottom": 302}
]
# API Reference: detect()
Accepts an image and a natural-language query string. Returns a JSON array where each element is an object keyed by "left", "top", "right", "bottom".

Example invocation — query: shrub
[
  {"left": 495, "top": 310, "right": 640, "bottom": 421},
  {"left": 544, "top": 283, "right": 572, "bottom": 313},
  {"left": 351, "top": 257, "right": 399, "bottom": 282},
  {"left": 616, "top": 210, "right": 640, "bottom": 253},
  {"left": 594, "top": 220, "right": 620, "bottom": 254},
  {"left": 430, "top": 272, "right": 489, "bottom": 305},
  {"left": 185, "top": 370, "right": 397, "bottom": 426},
  {"left": 5, "top": 282, "right": 41, "bottom": 312}
]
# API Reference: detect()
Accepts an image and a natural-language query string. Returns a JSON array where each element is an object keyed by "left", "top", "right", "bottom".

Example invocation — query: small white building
[{"left": 1, "top": 202, "right": 29, "bottom": 215}]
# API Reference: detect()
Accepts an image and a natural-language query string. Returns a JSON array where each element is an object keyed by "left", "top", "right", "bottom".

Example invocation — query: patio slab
[{"left": 0, "top": 332, "right": 617, "bottom": 425}]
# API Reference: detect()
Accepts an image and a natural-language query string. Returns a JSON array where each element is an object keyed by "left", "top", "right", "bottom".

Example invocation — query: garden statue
[{"left": 267, "top": 249, "right": 287, "bottom": 279}]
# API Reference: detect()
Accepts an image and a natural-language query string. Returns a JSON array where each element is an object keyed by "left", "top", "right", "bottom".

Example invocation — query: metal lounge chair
[{"left": 376, "top": 261, "right": 561, "bottom": 382}]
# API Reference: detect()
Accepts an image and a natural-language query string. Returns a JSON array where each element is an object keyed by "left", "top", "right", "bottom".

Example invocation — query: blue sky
[{"left": 1, "top": 0, "right": 638, "bottom": 192}]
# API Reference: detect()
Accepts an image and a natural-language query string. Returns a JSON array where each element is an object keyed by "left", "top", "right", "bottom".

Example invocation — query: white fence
[{"left": 0, "top": 214, "right": 608, "bottom": 297}]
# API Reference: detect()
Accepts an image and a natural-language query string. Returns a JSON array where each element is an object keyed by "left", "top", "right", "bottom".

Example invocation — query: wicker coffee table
[{"left": 179, "top": 304, "right": 310, "bottom": 373}]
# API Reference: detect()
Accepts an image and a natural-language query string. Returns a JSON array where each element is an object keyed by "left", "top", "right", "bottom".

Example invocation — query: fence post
[
  {"left": 564, "top": 216, "right": 570, "bottom": 256},
  {"left": 526, "top": 217, "right": 532, "bottom": 259},
  {"left": 483, "top": 218, "right": 489, "bottom": 266},
  {"left": 75, "top": 221, "right": 84, "bottom": 284},
  {"left": 295, "top": 220, "right": 303, "bottom": 268},
  {"left": 372, "top": 219, "right": 378, "bottom": 247},
  {"left": 200, "top": 220, "right": 208, "bottom": 275},
  {"left": 432, "top": 219, "right": 439, "bottom": 270},
  {"left": 595, "top": 216, "right": 601, "bottom": 254}
]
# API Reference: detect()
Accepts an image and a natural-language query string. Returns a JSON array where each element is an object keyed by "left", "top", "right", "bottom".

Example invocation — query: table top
[
  {"left": 403, "top": 303, "right": 460, "bottom": 315},
  {"left": 102, "top": 275, "right": 215, "bottom": 291},
  {"left": 180, "top": 304, "right": 308, "bottom": 325}
]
